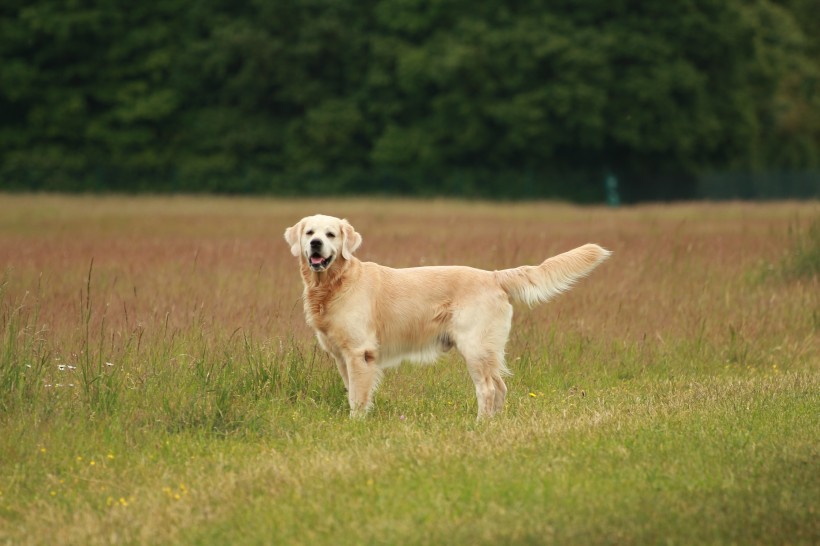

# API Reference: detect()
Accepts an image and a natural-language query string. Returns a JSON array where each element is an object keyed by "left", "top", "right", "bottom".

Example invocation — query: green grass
[
  {"left": 2, "top": 339, "right": 816, "bottom": 545},
  {"left": 0, "top": 196, "right": 818, "bottom": 545}
]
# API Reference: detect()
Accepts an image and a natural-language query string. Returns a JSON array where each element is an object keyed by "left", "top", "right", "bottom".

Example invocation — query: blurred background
[{"left": 1, "top": 0, "right": 818, "bottom": 202}]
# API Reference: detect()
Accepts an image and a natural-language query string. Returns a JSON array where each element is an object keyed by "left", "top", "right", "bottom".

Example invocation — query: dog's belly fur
[{"left": 377, "top": 333, "right": 456, "bottom": 369}]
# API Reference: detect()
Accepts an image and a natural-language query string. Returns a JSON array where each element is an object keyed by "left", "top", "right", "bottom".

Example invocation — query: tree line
[{"left": 1, "top": 0, "right": 818, "bottom": 201}]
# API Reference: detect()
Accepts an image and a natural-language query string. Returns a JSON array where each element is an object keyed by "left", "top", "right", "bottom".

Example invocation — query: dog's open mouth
[{"left": 309, "top": 253, "right": 333, "bottom": 271}]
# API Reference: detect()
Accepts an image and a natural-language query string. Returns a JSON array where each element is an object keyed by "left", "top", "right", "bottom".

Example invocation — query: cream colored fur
[{"left": 284, "top": 214, "right": 611, "bottom": 419}]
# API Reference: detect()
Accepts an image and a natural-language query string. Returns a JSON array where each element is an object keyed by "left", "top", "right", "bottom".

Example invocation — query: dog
[{"left": 284, "top": 214, "right": 610, "bottom": 419}]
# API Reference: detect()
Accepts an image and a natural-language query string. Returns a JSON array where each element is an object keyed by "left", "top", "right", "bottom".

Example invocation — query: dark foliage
[{"left": 1, "top": 0, "right": 818, "bottom": 201}]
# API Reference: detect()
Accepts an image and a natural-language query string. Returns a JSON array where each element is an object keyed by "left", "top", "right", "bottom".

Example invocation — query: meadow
[{"left": 0, "top": 194, "right": 817, "bottom": 545}]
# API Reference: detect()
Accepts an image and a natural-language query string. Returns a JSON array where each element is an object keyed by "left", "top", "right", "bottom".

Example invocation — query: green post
[{"left": 606, "top": 173, "right": 620, "bottom": 207}]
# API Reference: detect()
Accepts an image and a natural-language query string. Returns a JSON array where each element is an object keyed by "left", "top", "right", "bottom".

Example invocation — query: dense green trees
[{"left": 1, "top": 0, "right": 818, "bottom": 200}]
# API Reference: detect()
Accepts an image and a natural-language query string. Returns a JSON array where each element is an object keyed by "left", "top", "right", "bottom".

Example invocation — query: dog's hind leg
[
  {"left": 491, "top": 373, "right": 508, "bottom": 414},
  {"left": 467, "top": 355, "right": 497, "bottom": 419},
  {"left": 452, "top": 297, "right": 513, "bottom": 419},
  {"left": 462, "top": 351, "right": 509, "bottom": 419}
]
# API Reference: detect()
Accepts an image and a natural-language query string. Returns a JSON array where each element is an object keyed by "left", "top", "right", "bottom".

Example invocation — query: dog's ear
[
  {"left": 340, "top": 219, "right": 362, "bottom": 260},
  {"left": 283, "top": 220, "right": 304, "bottom": 257}
]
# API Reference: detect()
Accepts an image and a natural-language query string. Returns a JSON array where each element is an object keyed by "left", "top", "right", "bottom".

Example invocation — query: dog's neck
[{"left": 300, "top": 256, "right": 360, "bottom": 328}]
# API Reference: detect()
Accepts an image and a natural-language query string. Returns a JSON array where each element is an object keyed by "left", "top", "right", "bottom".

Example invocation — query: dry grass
[
  {"left": 1, "top": 196, "right": 815, "bottom": 350},
  {"left": 0, "top": 195, "right": 818, "bottom": 545}
]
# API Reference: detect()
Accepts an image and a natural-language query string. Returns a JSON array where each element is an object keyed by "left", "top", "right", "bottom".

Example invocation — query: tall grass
[
  {"left": 784, "top": 216, "right": 820, "bottom": 279},
  {"left": 0, "top": 278, "right": 344, "bottom": 435},
  {"left": 0, "top": 274, "right": 50, "bottom": 415}
]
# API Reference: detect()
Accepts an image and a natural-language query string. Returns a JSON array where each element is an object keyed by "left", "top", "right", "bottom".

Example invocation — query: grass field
[{"left": 0, "top": 195, "right": 818, "bottom": 545}]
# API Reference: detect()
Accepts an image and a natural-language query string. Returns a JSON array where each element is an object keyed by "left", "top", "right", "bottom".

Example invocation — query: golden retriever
[{"left": 284, "top": 214, "right": 610, "bottom": 419}]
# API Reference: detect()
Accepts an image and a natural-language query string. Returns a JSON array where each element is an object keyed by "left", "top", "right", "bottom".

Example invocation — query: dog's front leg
[
  {"left": 316, "top": 332, "right": 349, "bottom": 391},
  {"left": 345, "top": 349, "right": 381, "bottom": 418},
  {"left": 331, "top": 354, "right": 349, "bottom": 391}
]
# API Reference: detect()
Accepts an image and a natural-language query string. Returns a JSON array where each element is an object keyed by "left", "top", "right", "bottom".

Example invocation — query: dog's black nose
[{"left": 310, "top": 239, "right": 322, "bottom": 248}]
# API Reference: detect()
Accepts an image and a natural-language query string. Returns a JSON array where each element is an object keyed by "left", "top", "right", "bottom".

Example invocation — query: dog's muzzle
[
  {"left": 308, "top": 251, "right": 333, "bottom": 271},
  {"left": 307, "top": 239, "right": 334, "bottom": 271}
]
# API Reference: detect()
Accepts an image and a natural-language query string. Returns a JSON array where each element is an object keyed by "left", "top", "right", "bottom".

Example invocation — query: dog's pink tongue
[{"left": 310, "top": 256, "right": 324, "bottom": 265}]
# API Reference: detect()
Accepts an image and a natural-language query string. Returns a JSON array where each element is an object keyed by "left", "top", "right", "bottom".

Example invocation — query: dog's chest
[{"left": 302, "top": 284, "right": 336, "bottom": 331}]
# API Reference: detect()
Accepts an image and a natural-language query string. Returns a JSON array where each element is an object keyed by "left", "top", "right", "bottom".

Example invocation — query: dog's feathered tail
[{"left": 494, "top": 244, "right": 611, "bottom": 306}]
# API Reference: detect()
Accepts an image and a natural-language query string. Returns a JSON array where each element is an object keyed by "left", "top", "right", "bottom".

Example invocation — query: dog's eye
[
  {"left": 306, "top": 230, "right": 314, "bottom": 236},
  {"left": 326, "top": 232, "right": 336, "bottom": 239}
]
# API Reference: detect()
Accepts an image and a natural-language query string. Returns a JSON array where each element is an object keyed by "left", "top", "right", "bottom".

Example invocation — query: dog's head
[{"left": 284, "top": 215, "right": 362, "bottom": 273}]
